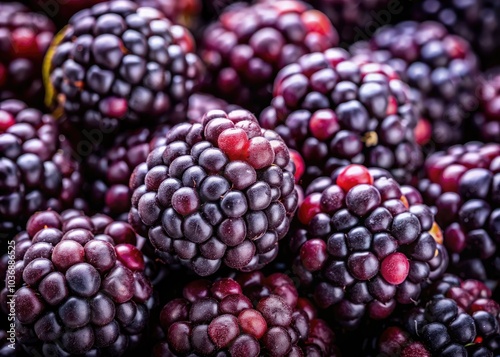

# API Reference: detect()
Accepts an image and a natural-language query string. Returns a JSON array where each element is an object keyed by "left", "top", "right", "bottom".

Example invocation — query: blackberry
[
  {"left": 290, "top": 164, "right": 447, "bottom": 327},
  {"left": 200, "top": 0, "right": 338, "bottom": 111},
  {"left": 0, "top": 3, "right": 55, "bottom": 107},
  {"left": 259, "top": 49, "right": 422, "bottom": 185},
  {"left": 0, "top": 99, "right": 86, "bottom": 234},
  {"left": 412, "top": 0, "right": 500, "bottom": 68},
  {"left": 45, "top": 0, "right": 204, "bottom": 137},
  {"left": 129, "top": 109, "right": 299, "bottom": 276},
  {"left": 154, "top": 272, "right": 339, "bottom": 356},
  {"left": 2, "top": 209, "right": 153, "bottom": 356},
  {"left": 375, "top": 274, "right": 500, "bottom": 356},
  {"left": 418, "top": 142, "right": 500, "bottom": 280},
  {"left": 84, "top": 125, "right": 170, "bottom": 222},
  {"left": 351, "top": 21, "right": 479, "bottom": 148},
  {"left": 473, "top": 69, "right": 500, "bottom": 143}
]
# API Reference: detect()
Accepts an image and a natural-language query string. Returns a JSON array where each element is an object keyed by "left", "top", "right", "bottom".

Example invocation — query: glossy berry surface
[
  {"left": 0, "top": 99, "right": 85, "bottom": 234},
  {"left": 129, "top": 109, "right": 299, "bottom": 276},
  {"left": 0, "top": 3, "right": 55, "bottom": 107},
  {"left": 351, "top": 21, "right": 479, "bottom": 147},
  {"left": 46, "top": 0, "right": 204, "bottom": 136},
  {"left": 154, "top": 273, "right": 339, "bottom": 356},
  {"left": 419, "top": 142, "right": 500, "bottom": 280},
  {"left": 1, "top": 210, "right": 152, "bottom": 356},
  {"left": 290, "top": 165, "right": 448, "bottom": 327},
  {"left": 201, "top": 0, "right": 338, "bottom": 111},
  {"left": 260, "top": 49, "right": 422, "bottom": 184}
]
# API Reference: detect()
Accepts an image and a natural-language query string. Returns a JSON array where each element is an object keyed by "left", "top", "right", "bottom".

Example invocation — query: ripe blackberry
[
  {"left": 0, "top": 3, "right": 55, "bottom": 107},
  {"left": 351, "top": 21, "right": 479, "bottom": 147},
  {"left": 474, "top": 69, "right": 500, "bottom": 143},
  {"left": 129, "top": 109, "right": 299, "bottom": 276},
  {"left": 260, "top": 49, "right": 422, "bottom": 184},
  {"left": 83, "top": 125, "right": 170, "bottom": 222},
  {"left": 290, "top": 164, "right": 448, "bottom": 327},
  {"left": 154, "top": 272, "right": 339, "bottom": 356},
  {"left": 45, "top": 0, "right": 204, "bottom": 136},
  {"left": 201, "top": 0, "right": 338, "bottom": 111},
  {"left": 412, "top": 0, "right": 500, "bottom": 68},
  {"left": 375, "top": 274, "right": 500, "bottom": 356},
  {"left": 2, "top": 209, "right": 153, "bottom": 356},
  {"left": 418, "top": 142, "right": 500, "bottom": 280},
  {"left": 0, "top": 99, "right": 86, "bottom": 234}
]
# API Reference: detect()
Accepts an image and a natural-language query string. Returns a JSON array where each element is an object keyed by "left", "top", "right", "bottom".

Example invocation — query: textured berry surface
[
  {"left": 129, "top": 109, "right": 299, "bottom": 276},
  {"left": 0, "top": 100, "right": 86, "bottom": 234},
  {"left": 46, "top": 0, "right": 204, "bottom": 135},
  {"left": 201, "top": 0, "right": 338, "bottom": 111},
  {"left": 0, "top": 3, "right": 55, "bottom": 107},
  {"left": 154, "top": 273, "right": 339, "bottom": 356},
  {"left": 290, "top": 165, "right": 448, "bottom": 327},
  {"left": 260, "top": 49, "right": 422, "bottom": 184},
  {"left": 419, "top": 142, "right": 500, "bottom": 280},
  {"left": 351, "top": 21, "right": 479, "bottom": 147},
  {"left": 1, "top": 210, "right": 152, "bottom": 356}
]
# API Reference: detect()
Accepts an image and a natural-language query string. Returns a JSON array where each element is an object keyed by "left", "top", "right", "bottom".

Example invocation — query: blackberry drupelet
[
  {"left": 0, "top": 3, "right": 55, "bottom": 107},
  {"left": 375, "top": 274, "right": 500, "bottom": 356},
  {"left": 154, "top": 272, "right": 339, "bottom": 356},
  {"left": 2, "top": 210, "right": 153, "bottom": 356},
  {"left": 45, "top": 0, "right": 204, "bottom": 137},
  {"left": 412, "top": 0, "right": 500, "bottom": 68},
  {"left": 351, "top": 21, "right": 479, "bottom": 147},
  {"left": 0, "top": 99, "right": 86, "bottom": 234},
  {"left": 129, "top": 109, "right": 299, "bottom": 276},
  {"left": 418, "top": 142, "right": 500, "bottom": 280},
  {"left": 201, "top": 0, "right": 338, "bottom": 111},
  {"left": 84, "top": 125, "right": 170, "bottom": 222},
  {"left": 474, "top": 69, "right": 500, "bottom": 143},
  {"left": 290, "top": 164, "right": 447, "bottom": 327},
  {"left": 260, "top": 49, "right": 422, "bottom": 184}
]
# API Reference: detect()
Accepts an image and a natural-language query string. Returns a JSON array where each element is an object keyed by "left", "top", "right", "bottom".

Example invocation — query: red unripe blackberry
[
  {"left": 45, "top": 0, "right": 204, "bottom": 137},
  {"left": 154, "top": 272, "right": 339, "bottom": 356},
  {"left": 418, "top": 142, "right": 500, "bottom": 280},
  {"left": 1, "top": 210, "right": 152, "bottom": 356},
  {"left": 290, "top": 165, "right": 448, "bottom": 327},
  {"left": 201, "top": 0, "right": 338, "bottom": 111},
  {"left": 0, "top": 99, "right": 86, "bottom": 234},
  {"left": 129, "top": 109, "right": 299, "bottom": 276},
  {"left": 0, "top": 3, "right": 55, "bottom": 107},
  {"left": 260, "top": 49, "right": 422, "bottom": 184},
  {"left": 351, "top": 21, "right": 479, "bottom": 147}
]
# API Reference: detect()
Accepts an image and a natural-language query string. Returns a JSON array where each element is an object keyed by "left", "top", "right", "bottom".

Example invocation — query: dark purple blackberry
[
  {"left": 83, "top": 125, "right": 170, "bottom": 222},
  {"left": 418, "top": 142, "right": 500, "bottom": 280},
  {"left": 154, "top": 272, "right": 339, "bottom": 356},
  {"left": 290, "top": 164, "right": 448, "bottom": 327},
  {"left": 129, "top": 109, "right": 299, "bottom": 276},
  {"left": 260, "top": 49, "right": 422, "bottom": 184},
  {"left": 200, "top": 0, "right": 338, "bottom": 111},
  {"left": 0, "top": 99, "right": 86, "bottom": 234},
  {"left": 412, "top": 0, "right": 500, "bottom": 68},
  {"left": 473, "top": 69, "right": 500, "bottom": 142},
  {"left": 351, "top": 21, "right": 479, "bottom": 147},
  {"left": 1, "top": 210, "right": 153, "bottom": 356},
  {"left": 374, "top": 275, "right": 500, "bottom": 356},
  {"left": 45, "top": 0, "right": 204, "bottom": 136},
  {"left": 0, "top": 3, "right": 55, "bottom": 107}
]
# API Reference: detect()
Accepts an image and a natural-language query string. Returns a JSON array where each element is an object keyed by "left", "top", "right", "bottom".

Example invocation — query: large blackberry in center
[
  {"left": 154, "top": 272, "right": 339, "bottom": 356},
  {"left": 290, "top": 165, "right": 448, "bottom": 327},
  {"left": 260, "top": 49, "right": 422, "bottom": 184},
  {"left": 45, "top": 0, "right": 204, "bottom": 136},
  {"left": 4, "top": 210, "right": 153, "bottom": 356},
  {"left": 129, "top": 109, "right": 299, "bottom": 276}
]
